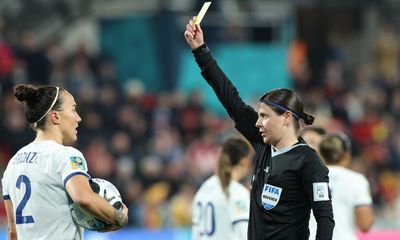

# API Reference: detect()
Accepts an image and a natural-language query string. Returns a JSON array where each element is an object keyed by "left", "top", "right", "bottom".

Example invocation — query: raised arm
[{"left": 184, "top": 18, "right": 261, "bottom": 143}]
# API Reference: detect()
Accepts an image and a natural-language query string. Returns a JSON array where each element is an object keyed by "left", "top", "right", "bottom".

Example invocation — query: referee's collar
[{"left": 271, "top": 142, "right": 308, "bottom": 157}]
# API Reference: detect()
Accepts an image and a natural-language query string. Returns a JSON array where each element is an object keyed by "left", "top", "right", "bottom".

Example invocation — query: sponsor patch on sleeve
[
  {"left": 70, "top": 156, "right": 86, "bottom": 170},
  {"left": 313, "top": 182, "right": 329, "bottom": 201}
]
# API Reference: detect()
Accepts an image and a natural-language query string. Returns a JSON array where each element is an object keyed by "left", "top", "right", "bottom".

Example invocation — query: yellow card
[{"left": 195, "top": 2, "right": 211, "bottom": 24}]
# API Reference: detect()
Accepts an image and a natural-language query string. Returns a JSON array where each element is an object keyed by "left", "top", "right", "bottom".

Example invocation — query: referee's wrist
[
  {"left": 192, "top": 43, "right": 213, "bottom": 69},
  {"left": 192, "top": 43, "right": 209, "bottom": 56}
]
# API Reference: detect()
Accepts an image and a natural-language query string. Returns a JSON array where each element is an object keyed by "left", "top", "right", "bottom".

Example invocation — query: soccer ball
[{"left": 70, "top": 178, "right": 123, "bottom": 230}]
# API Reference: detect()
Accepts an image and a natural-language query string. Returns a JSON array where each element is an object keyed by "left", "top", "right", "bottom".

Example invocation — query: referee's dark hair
[
  {"left": 217, "top": 138, "right": 251, "bottom": 197},
  {"left": 260, "top": 88, "right": 315, "bottom": 131}
]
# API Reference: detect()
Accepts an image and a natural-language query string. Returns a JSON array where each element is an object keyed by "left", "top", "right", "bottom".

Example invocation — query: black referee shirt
[{"left": 192, "top": 44, "right": 334, "bottom": 240}]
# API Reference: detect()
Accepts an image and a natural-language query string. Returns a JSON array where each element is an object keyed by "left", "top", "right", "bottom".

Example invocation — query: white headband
[{"left": 33, "top": 87, "right": 59, "bottom": 128}]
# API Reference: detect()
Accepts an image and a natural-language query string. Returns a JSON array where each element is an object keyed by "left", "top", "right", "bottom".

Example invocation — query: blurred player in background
[
  {"left": 2, "top": 84, "right": 128, "bottom": 240},
  {"left": 300, "top": 127, "right": 326, "bottom": 153},
  {"left": 192, "top": 137, "right": 253, "bottom": 240},
  {"left": 309, "top": 133, "right": 374, "bottom": 240},
  {"left": 185, "top": 18, "right": 334, "bottom": 240}
]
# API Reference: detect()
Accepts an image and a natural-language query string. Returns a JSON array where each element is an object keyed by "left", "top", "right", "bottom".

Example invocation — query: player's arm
[
  {"left": 4, "top": 199, "right": 18, "bottom": 240},
  {"left": 353, "top": 175, "right": 374, "bottom": 232},
  {"left": 231, "top": 190, "right": 250, "bottom": 240},
  {"left": 66, "top": 175, "right": 128, "bottom": 230},
  {"left": 355, "top": 205, "right": 374, "bottom": 232}
]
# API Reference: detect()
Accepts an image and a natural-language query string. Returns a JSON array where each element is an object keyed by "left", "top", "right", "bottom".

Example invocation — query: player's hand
[
  {"left": 98, "top": 203, "right": 129, "bottom": 232},
  {"left": 120, "top": 202, "right": 129, "bottom": 220},
  {"left": 184, "top": 17, "right": 205, "bottom": 50}
]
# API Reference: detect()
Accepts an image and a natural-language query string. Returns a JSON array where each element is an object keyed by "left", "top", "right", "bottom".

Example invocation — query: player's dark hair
[
  {"left": 319, "top": 133, "right": 351, "bottom": 164},
  {"left": 217, "top": 138, "right": 250, "bottom": 198},
  {"left": 300, "top": 126, "right": 326, "bottom": 137},
  {"left": 14, "top": 84, "right": 64, "bottom": 129},
  {"left": 260, "top": 88, "right": 314, "bottom": 130}
]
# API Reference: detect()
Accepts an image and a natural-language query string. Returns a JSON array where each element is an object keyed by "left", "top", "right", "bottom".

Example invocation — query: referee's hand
[{"left": 184, "top": 17, "right": 205, "bottom": 50}]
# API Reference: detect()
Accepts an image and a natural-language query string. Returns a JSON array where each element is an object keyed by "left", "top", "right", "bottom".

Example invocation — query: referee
[{"left": 184, "top": 19, "right": 334, "bottom": 240}]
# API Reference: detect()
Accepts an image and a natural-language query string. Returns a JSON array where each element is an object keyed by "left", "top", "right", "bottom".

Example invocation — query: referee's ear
[{"left": 283, "top": 111, "right": 294, "bottom": 126}]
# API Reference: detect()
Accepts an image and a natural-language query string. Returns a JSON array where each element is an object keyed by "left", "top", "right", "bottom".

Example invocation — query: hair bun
[
  {"left": 302, "top": 112, "right": 315, "bottom": 125},
  {"left": 14, "top": 84, "right": 39, "bottom": 102}
]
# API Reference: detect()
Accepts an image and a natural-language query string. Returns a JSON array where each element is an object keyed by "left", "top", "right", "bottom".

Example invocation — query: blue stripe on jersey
[
  {"left": 3, "top": 195, "right": 10, "bottom": 200},
  {"left": 232, "top": 219, "right": 249, "bottom": 225},
  {"left": 63, "top": 172, "right": 91, "bottom": 186}
]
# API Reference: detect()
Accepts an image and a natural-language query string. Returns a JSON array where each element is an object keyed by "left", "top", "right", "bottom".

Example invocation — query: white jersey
[
  {"left": 192, "top": 175, "right": 250, "bottom": 240},
  {"left": 309, "top": 166, "right": 372, "bottom": 240},
  {"left": 2, "top": 140, "right": 90, "bottom": 240}
]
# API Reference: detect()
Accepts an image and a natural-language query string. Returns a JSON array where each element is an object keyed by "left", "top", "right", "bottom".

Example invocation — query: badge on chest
[{"left": 261, "top": 183, "right": 283, "bottom": 210}]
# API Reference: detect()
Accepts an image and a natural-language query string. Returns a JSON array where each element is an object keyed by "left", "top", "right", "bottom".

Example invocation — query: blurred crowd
[
  {"left": 288, "top": 24, "right": 400, "bottom": 228},
  {"left": 1, "top": 19, "right": 400, "bottom": 230},
  {"left": 0, "top": 26, "right": 238, "bottom": 228}
]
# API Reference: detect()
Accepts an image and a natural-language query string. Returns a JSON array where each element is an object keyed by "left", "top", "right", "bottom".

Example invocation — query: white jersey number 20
[{"left": 196, "top": 202, "right": 216, "bottom": 237}]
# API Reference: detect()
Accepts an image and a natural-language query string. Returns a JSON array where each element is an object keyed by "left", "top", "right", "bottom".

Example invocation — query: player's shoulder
[
  {"left": 330, "top": 166, "right": 369, "bottom": 184},
  {"left": 23, "top": 140, "right": 81, "bottom": 156},
  {"left": 58, "top": 146, "right": 86, "bottom": 166},
  {"left": 229, "top": 181, "right": 250, "bottom": 201},
  {"left": 194, "top": 176, "right": 221, "bottom": 199},
  {"left": 230, "top": 181, "right": 249, "bottom": 194},
  {"left": 343, "top": 167, "right": 368, "bottom": 183},
  {"left": 62, "top": 146, "right": 84, "bottom": 156},
  {"left": 197, "top": 176, "right": 219, "bottom": 192}
]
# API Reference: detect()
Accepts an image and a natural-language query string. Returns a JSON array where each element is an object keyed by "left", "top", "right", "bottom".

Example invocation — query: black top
[{"left": 192, "top": 44, "right": 334, "bottom": 240}]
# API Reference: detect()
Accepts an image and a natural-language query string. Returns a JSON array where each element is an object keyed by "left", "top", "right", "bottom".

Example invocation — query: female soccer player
[
  {"left": 317, "top": 133, "right": 374, "bottom": 240},
  {"left": 192, "top": 137, "right": 252, "bottom": 240},
  {"left": 184, "top": 19, "right": 334, "bottom": 239},
  {"left": 2, "top": 84, "right": 128, "bottom": 240},
  {"left": 300, "top": 126, "right": 326, "bottom": 153}
]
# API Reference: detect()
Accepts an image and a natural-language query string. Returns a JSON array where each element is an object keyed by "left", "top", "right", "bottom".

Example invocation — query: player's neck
[
  {"left": 35, "top": 127, "right": 63, "bottom": 145},
  {"left": 231, "top": 167, "right": 244, "bottom": 182}
]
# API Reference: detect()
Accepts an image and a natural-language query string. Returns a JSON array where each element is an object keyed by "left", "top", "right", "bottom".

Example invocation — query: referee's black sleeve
[
  {"left": 302, "top": 151, "right": 335, "bottom": 239},
  {"left": 192, "top": 44, "right": 260, "bottom": 143}
]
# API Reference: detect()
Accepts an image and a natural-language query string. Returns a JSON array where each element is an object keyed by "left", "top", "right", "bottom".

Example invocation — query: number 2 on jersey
[
  {"left": 15, "top": 175, "right": 34, "bottom": 224},
  {"left": 196, "top": 202, "right": 215, "bottom": 236}
]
